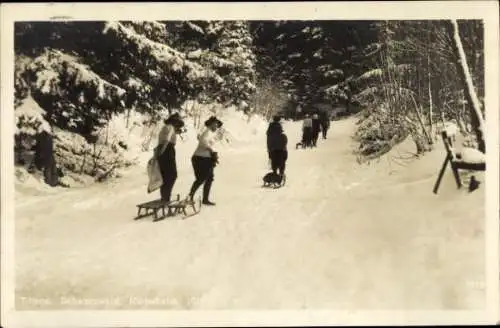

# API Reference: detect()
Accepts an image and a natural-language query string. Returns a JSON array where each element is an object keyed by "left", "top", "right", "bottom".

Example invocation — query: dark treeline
[{"left": 14, "top": 20, "right": 485, "bottom": 185}]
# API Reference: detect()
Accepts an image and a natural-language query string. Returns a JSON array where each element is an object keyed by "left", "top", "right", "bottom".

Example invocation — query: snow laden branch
[
  {"left": 15, "top": 95, "right": 51, "bottom": 136},
  {"left": 186, "top": 49, "right": 237, "bottom": 70},
  {"left": 27, "top": 49, "right": 126, "bottom": 102},
  {"left": 20, "top": 49, "right": 127, "bottom": 134},
  {"left": 122, "top": 21, "right": 169, "bottom": 44},
  {"left": 102, "top": 21, "right": 225, "bottom": 112},
  {"left": 103, "top": 21, "right": 223, "bottom": 85},
  {"left": 354, "top": 64, "right": 414, "bottom": 88}
]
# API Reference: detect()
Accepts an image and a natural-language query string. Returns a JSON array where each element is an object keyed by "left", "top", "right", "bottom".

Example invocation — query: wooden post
[{"left": 433, "top": 156, "right": 450, "bottom": 194}]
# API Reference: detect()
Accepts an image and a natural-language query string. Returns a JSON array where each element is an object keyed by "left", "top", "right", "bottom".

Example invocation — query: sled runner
[
  {"left": 135, "top": 194, "right": 202, "bottom": 221},
  {"left": 165, "top": 196, "right": 203, "bottom": 220}
]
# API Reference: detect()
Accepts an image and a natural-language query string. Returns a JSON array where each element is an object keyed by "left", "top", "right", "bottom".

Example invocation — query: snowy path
[{"left": 15, "top": 118, "right": 485, "bottom": 310}]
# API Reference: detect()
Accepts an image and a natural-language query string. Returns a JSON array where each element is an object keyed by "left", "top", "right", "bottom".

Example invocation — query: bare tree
[
  {"left": 250, "top": 77, "right": 288, "bottom": 121},
  {"left": 445, "top": 20, "right": 486, "bottom": 153}
]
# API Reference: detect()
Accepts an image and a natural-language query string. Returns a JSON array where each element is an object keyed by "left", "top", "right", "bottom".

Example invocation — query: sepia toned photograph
[{"left": 1, "top": 2, "right": 499, "bottom": 327}]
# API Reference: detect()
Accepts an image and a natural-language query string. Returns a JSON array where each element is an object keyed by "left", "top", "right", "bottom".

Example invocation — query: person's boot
[
  {"left": 188, "top": 180, "right": 202, "bottom": 201},
  {"left": 202, "top": 179, "right": 215, "bottom": 205}
]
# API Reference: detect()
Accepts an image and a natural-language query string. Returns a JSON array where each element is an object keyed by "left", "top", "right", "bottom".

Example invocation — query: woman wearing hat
[
  {"left": 188, "top": 116, "right": 223, "bottom": 206},
  {"left": 155, "top": 112, "right": 185, "bottom": 202}
]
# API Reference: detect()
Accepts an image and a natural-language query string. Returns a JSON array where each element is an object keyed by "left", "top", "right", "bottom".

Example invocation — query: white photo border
[{"left": 1, "top": 1, "right": 499, "bottom": 326}]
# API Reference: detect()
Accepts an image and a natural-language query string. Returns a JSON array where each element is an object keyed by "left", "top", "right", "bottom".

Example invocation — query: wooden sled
[
  {"left": 433, "top": 130, "right": 485, "bottom": 194},
  {"left": 296, "top": 141, "right": 313, "bottom": 149},
  {"left": 165, "top": 196, "right": 202, "bottom": 220},
  {"left": 135, "top": 194, "right": 202, "bottom": 221},
  {"left": 263, "top": 174, "right": 287, "bottom": 189}
]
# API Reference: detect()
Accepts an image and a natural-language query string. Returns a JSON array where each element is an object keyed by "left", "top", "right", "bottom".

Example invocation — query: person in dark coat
[
  {"left": 302, "top": 114, "right": 313, "bottom": 148},
  {"left": 155, "top": 112, "right": 185, "bottom": 202},
  {"left": 267, "top": 115, "right": 288, "bottom": 176},
  {"left": 311, "top": 113, "right": 321, "bottom": 147},
  {"left": 188, "top": 116, "right": 223, "bottom": 206},
  {"left": 34, "top": 129, "right": 59, "bottom": 187},
  {"left": 319, "top": 111, "right": 330, "bottom": 139},
  {"left": 266, "top": 115, "right": 282, "bottom": 159}
]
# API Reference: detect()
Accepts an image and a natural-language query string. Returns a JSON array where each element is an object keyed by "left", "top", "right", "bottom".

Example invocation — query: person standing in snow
[
  {"left": 155, "top": 112, "right": 185, "bottom": 202},
  {"left": 302, "top": 114, "right": 313, "bottom": 148},
  {"left": 311, "top": 113, "right": 321, "bottom": 147},
  {"left": 34, "top": 127, "right": 59, "bottom": 187},
  {"left": 188, "top": 116, "right": 223, "bottom": 206},
  {"left": 319, "top": 110, "right": 330, "bottom": 139},
  {"left": 267, "top": 115, "right": 288, "bottom": 177}
]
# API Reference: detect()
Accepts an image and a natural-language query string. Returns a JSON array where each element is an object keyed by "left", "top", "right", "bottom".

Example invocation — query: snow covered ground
[{"left": 14, "top": 117, "right": 485, "bottom": 310}]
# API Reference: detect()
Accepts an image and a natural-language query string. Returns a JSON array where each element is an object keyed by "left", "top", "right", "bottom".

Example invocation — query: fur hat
[
  {"left": 204, "top": 116, "right": 223, "bottom": 128},
  {"left": 164, "top": 112, "right": 184, "bottom": 127},
  {"left": 164, "top": 112, "right": 180, "bottom": 121}
]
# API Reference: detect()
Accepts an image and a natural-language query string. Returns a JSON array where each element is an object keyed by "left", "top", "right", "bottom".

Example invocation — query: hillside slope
[{"left": 15, "top": 117, "right": 485, "bottom": 310}]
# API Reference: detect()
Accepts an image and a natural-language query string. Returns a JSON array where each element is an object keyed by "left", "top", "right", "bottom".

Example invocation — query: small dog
[{"left": 263, "top": 172, "right": 284, "bottom": 187}]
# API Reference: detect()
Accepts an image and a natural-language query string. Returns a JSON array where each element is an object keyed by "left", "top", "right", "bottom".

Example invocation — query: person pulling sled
[
  {"left": 139, "top": 113, "right": 194, "bottom": 221},
  {"left": 263, "top": 115, "right": 288, "bottom": 188}
]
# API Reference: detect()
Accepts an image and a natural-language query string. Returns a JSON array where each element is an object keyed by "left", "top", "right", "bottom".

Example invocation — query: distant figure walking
[
  {"left": 319, "top": 111, "right": 330, "bottom": 139},
  {"left": 267, "top": 115, "right": 288, "bottom": 177},
  {"left": 295, "top": 104, "right": 302, "bottom": 121},
  {"left": 155, "top": 113, "right": 185, "bottom": 202},
  {"left": 302, "top": 114, "right": 313, "bottom": 148},
  {"left": 188, "top": 116, "right": 223, "bottom": 206},
  {"left": 311, "top": 113, "right": 321, "bottom": 147}
]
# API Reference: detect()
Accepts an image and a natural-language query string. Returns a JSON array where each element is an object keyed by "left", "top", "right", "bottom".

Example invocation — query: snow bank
[
  {"left": 15, "top": 166, "right": 69, "bottom": 199},
  {"left": 93, "top": 111, "right": 148, "bottom": 164},
  {"left": 441, "top": 121, "right": 459, "bottom": 137},
  {"left": 216, "top": 108, "right": 268, "bottom": 145},
  {"left": 179, "top": 100, "right": 268, "bottom": 148},
  {"left": 107, "top": 102, "right": 270, "bottom": 183},
  {"left": 15, "top": 101, "right": 269, "bottom": 195}
]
